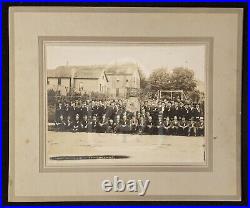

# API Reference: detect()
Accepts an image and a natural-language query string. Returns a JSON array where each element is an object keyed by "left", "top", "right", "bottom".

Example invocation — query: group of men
[{"left": 53, "top": 98, "right": 205, "bottom": 136}]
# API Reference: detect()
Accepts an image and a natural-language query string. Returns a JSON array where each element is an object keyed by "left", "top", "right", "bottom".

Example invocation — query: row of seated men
[{"left": 54, "top": 113, "right": 205, "bottom": 136}]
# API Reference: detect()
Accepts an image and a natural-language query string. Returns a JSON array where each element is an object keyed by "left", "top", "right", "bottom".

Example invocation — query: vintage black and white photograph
[
  {"left": 7, "top": 5, "right": 245, "bottom": 203},
  {"left": 45, "top": 41, "right": 207, "bottom": 166}
]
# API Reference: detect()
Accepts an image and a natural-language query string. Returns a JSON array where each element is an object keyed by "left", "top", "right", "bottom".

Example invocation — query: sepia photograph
[
  {"left": 7, "top": 5, "right": 245, "bottom": 203},
  {"left": 44, "top": 41, "right": 208, "bottom": 167}
]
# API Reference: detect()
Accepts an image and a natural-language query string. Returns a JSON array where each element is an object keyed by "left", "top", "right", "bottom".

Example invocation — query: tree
[
  {"left": 148, "top": 67, "right": 171, "bottom": 91},
  {"left": 170, "top": 67, "right": 197, "bottom": 92},
  {"left": 148, "top": 67, "right": 198, "bottom": 93}
]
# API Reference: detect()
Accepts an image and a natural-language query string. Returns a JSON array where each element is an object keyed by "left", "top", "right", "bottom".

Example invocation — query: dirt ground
[{"left": 46, "top": 131, "right": 206, "bottom": 166}]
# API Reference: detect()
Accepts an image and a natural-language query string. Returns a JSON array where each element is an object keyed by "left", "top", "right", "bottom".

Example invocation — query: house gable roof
[
  {"left": 105, "top": 63, "right": 140, "bottom": 75},
  {"left": 47, "top": 65, "right": 108, "bottom": 81},
  {"left": 47, "top": 63, "right": 140, "bottom": 81}
]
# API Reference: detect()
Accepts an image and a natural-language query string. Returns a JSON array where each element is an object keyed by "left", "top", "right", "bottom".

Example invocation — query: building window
[
  {"left": 47, "top": 79, "right": 50, "bottom": 85},
  {"left": 58, "top": 78, "right": 61, "bottom": 85},
  {"left": 100, "top": 84, "right": 102, "bottom": 92},
  {"left": 117, "top": 79, "right": 120, "bottom": 82},
  {"left": 126, "top": 79, "right": 128, "bottom": 82}
]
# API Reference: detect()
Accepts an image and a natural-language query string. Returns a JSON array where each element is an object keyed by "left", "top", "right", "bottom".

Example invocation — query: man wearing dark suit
[
  {"left": 80, "top": 115, "right": 88, "bottom": 132},
  {"left": 163, "top": 102, "right": 172, "bottom": 120},
  {"left": 183, "top": 103, "right": 190, "bottom": 120},
  {"left": 55, "top": 102, "right": 64, "bottom": 122},
  {"left": 120, "top": 115, "right": 130, "bottom": 134},
  {"left": 66, "top": 115, "right": 73, "bottom": 132},
  {"left": 150, "top": 105, "right": 159, "bottom": 125},
  {"left": 91, "top": 116, "right": 98, "bottom": 133},
  {"left": 138, "top": 116, "right": 146, "bottom": 135},
  {"left": 63, "top": 102, "right": 70, "bottom": 119},
  {"left": 196, "top": 117, "right": 205, "bottom": 136},
  {"left": 105, "top": 103, "right": 116, "bottom": 120},
  {"left": 72, "top": 114, "right": 81, "bottom": 132},
  {"left": 188, "top": 118, "right": 197, "bottom": 136},
  {"left": 163, "top": 117, "right": 171, "bottom": 135},
  {"left": 55, "top": 114, "right": 66, "bottom": 132},
  {"left": 114, "top": 115, "right": 121, "bottom": 133},
  {"left": 193, "top": 104, "right": 201, "bottom": 121},
  {"left": 130, "top": 115, "right": 139, "bottom": 134},
  {"left": 172, "top": 102, "right": 179, "bottom": 120},
  {"left": 97, "top": 103, "right": 105, "bottom": 119},
  {"left": 69, "top": 102, "right": 77, "bottom": 121},
  {"left": 97, "top": 114, "right": 108, "bottom": 133},
  {"left": 145, "top": 116, "right": 154, "bottom": 135},
  {"left": 156, "top": 115, "right": 164, "bottom": 135},
  {"left": 80, "top": 103, "right": 88, "bottom": 118},
  {"left": 106, "top": 119, "right": 115, "bottom": 133},
  {"left": 171, "top": 116, "right": 179, "bottom": 135},
  {"left": 178, "top": 117, "right": 189, "bottom": 136}
]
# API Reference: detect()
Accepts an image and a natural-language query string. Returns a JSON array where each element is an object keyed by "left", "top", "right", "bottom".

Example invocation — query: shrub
[{"left": 48, "top": 104, "right": 56, "bottom": 123}]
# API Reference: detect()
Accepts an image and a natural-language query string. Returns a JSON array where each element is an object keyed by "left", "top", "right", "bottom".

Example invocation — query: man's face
[{"left": 75, "top": 115, "right": 79, "bottom": 120}]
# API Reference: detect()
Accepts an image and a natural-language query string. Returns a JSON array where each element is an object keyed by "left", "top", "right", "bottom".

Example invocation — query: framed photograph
[
  {"left": 40, "top": 37, "right": 212, "bottom": 171},
  {"left": 6, "top": 4, "right": 246, "bottom": 204}
]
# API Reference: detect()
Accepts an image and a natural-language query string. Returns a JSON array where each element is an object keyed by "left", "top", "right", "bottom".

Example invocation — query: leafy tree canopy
[{"left": 148, "top": 67, "right": 197, "bottom": 93}]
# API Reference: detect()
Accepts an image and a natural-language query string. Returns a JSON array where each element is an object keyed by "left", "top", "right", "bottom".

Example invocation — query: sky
[{"left": 46, "top": 43, "right": 206, "bottom": 82}]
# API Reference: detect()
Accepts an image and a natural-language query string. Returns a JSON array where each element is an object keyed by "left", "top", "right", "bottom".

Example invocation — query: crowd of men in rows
[{"left": 52, "top": 98, "right": 205, "bottom": 136}]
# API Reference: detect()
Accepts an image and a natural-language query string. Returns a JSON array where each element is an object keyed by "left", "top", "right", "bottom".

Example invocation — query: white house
[
  {"left": 105, "top": 63, "right": 141, "bottom": 97},
  {"left": 47, "top": 63, "right": 141, "bottom": 97},
  {"left": 47, "top": 65, "right": 109, "bottom": 95}
]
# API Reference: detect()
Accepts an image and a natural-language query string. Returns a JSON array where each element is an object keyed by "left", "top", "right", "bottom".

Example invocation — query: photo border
[
  {"left": 3, "top": 3, "right": 247, "bottom": 205},
  {"left": 39, "top": 36, "right": 213, "bottom": 172}
]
